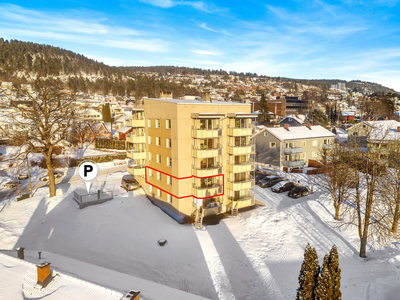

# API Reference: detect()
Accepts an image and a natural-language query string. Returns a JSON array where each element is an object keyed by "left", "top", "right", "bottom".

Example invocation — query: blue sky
[{"left": 1, "top": 1, "right": 400, "bottom": 91}]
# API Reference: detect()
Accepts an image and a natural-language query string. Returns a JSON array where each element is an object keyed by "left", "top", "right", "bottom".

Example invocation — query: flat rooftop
[{"left": 147, "top": 98, "right": 250, "bottom": 105}]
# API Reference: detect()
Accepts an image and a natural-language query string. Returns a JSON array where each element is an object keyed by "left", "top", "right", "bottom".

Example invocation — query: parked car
[
  {"left": 40, "top": 171, "right": 64, "bottom": 182},
  {"left": 4, "top": 181, "right": 18, "bottom": 188},
  {"left": 16, "top": 173, "right": 29, "bottom": 180},
  {"left": 121, "top": 174, "right": 140, "bottom": 191},
  {"left": 259, "top": 176, "right": 281, "bottom": 188},
  {"left": 288, "top": 186, "right": 311, "bottom": 198},
  {"left": 271, "top": 181, "right": 295, "bottom": 193},
  {"left": 263, "top": 177, "right": 284, "bottom": 188},
  {"left": 255, "top": 174, "right": 269, "bottom": 185}
]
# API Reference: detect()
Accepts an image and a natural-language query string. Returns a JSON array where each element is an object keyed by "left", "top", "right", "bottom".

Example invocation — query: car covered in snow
[
  {"left": 288, "top": 186, "right": 311, "bottom": 198},
  {"left": 255, "top": 174, "right": 269, "bottom": 185},
  {"left": 259, "top": 176, "right": 282, "bottom": 188},
  {"left": 16, "top": 173, "right": 29, "bottom": 180},
  {"left": 271, "top": 181, "right": 295, "bottom": 193},
  {"left": 39, "top": 171, "right": 64, "bottom": 182},
  {"left": 3, "top": 181, "right": 18, "bottom": 188},
  {"left": 121, "top": 174, "right": 140, "bottom": 191}
]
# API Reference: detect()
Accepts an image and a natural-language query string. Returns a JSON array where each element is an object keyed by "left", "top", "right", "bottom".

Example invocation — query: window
[
  {"left": 149, "top": 185, "right": 153, "bottom": 194},
  {"left": 201, "top": 177, "right": 216, "bottom": 188},
  {"left": 201, "top": 157, "right": 215, "bottom": 168},
  {"left": 156, "top": 154, "right": 161, "bottom": 164},
  {"left": 300, "top": 153, "right": 306, "bottom": 159},
  {"left": 157, "top": 172, "right": 161, "bottom": 181},
  {"left": 353, "top": 132, "right": 358, "bottom": 136},
  {"left": 200, "top": 139, "right": 215, "bottom": 149},
  {"left": 167, "top": 176, "right": 172, "bottom": 186},
  {"left": 149, "top": 152, "right": 153, "bottom": 161},
  {"left": 312, "top": 140, "right": 318, "bottom": 146},
  {"left": 264, "top": 132, "right": 268, "bottom": 137},
  {"left": 312, "top": 151, "right": 317, "bottom": 158},
  {"left": 234, "top": 119, "right": 247, "bottom": 128},
  {"left": 270, "top": 142, "right": 276, "bottom": 148},
  {"left": 155, "top": 119, "right": 160, "bottom": 128},
  {"left": 234, "top": 137, "right": 247, "bottom": 146},
  {"left": 157, "top": 188, "right": 162, "bottom": 198},
  {"left": 166, "top": 138, "right": 171, "bottom": 148},
  {"left": 288, "top": 118, "right": 292, "bottom": 122},
  {"left": 200, "top": 119, "right": 216, "bottom": 130},
  {"left": 166, "top": 119, "right": 171, "bottom": 129},
  {"left": 148, "top": 169, "right": 153, "bottom": 177},
  {"left": 148, "top": 136, "right": 152, "bottom": 144},
  {"left": 301, "top": 141, "right": 306, "bottom": 147},
  {"left": 167, "top": 194, "right": 172, "bottom": 204},
  {"left": 167, "top": 157, "right": 172, "bottom": 167},
  {"left": 156, "top": 137, "right": 161, "bottom": 146},
  {"left": 148, "top": 119, "right": 152, "bottom": 127}
]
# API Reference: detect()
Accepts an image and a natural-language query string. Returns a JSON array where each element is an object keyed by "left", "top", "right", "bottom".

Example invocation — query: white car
[
  {"left": 121, "top": 174, "right": 140, "bottom": 191},
  {"left": 40, "top": 171, "right": 64, "bottom": 182}
]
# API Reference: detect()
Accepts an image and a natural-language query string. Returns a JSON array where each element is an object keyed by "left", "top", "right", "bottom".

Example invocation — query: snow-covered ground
[{"left": 1, "top": 168, "right": 400, "bottom": 299}]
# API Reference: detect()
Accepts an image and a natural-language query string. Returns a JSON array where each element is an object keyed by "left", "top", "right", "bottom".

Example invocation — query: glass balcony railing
[
  {"left": 192, "top": 182, "right": 223, "bottom": 198},
  {"left": 227, "top": 143, "right": 254, "bottom": 155},
  {"left": 127, "top": 149, "right": 146, "bottom": 159},
  {"left": 192, "top": 164, "right": 222, "bottom": 177},
  {"left": 191, "top": 125, "right": 222, "bottom": 139},
  {"left": 283, "top": 159, "right": 305, "bottom": 167},
  {"left": 227, "top": 125, "right": 255, "bottom": 137},
  {"left": 284, "top": 147, "right": 303, "bottom": 154}
]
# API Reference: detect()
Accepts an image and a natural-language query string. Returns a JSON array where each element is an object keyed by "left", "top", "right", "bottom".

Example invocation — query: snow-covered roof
[
  {"left": 367, "top": 120, "right": 400, "bottom": 142},
  {"left": 278, "top": 114, "right": 306, "bottom": 124},
  {"left": 117, "top": 126, "right": 132, "bottom": 133},
  {"left": 264, "top": 125, "right": 335, "bottom": 141}
]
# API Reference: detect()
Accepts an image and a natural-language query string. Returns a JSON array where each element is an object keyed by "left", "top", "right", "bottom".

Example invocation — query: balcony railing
[
  {"left": 191, "top": 125, "right": 222, "bottom": 139},
  {"left": 284, "top": 147, "right": 303, "bottom": 155},
  {"left": 128, "top": 119, "right": 145, "bottom": 127},
  {"left": 322, "top": 144, "right": 333, "bottom": 150},
  {"left": 126, "top": 132, "right": 145, "bottom": 144},
  {"left": 227, "top": 143, "right": 255, "bottom": 155},
  {"left": 227, "top": 125, "right": 255, "bottom": 137},
  {"left": 192, "top": 164, "right": 222, "bottom": 177},
  {"left": 192, "top": 146, "right": 222, "bottom": 158},
  {"left": 227, "top": 159, "right": 254, "bottom": 173},
  {"left": 283, "top": 159, "right": 305, "bottom": 167},
  {"left": 192, "top": 182, "right": 223, "bottom": 198},
  {"left": 128, "top": 164, "right": 146, "bottom": 176},
  {"left": 127, "top": 149, "right": 146, "bottom": 160},
  {"left": 227, "top": 177, "right": 255, "bottom": 191},
  {"left": 228, "top": 194, "right": 254, "bottom": 202}
]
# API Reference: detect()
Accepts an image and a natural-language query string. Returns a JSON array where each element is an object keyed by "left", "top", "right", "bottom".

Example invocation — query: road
[{"left": 0, "top": 165, "right": 128, "bottom": 200}]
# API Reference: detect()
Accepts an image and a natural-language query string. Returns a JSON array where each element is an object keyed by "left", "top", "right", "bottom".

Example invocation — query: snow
[
  {"left": 262, "top": 125, "right": 335, "bottom": 141},
  {"left": 1, "top": 164, "right": 400, "bottom": 299}
]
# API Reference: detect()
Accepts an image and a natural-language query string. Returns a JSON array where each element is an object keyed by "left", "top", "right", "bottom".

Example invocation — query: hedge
[
  {"left": 69, "top": 153, "right": 127, "bottom": 167},
  {"left": 95, "top": 138, "right": 127, "bottom": 150}
]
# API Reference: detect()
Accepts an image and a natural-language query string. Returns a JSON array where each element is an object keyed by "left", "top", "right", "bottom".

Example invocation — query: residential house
[
  {"left": 254, "top": 124, "right": 335, "bottom": 171},
  {"left": 279, "top": 113, "right": 306, "bottom": 127}
]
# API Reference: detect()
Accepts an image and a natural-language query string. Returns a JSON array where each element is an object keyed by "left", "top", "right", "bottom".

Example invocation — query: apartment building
[
  {"left": 128, "top": 98, "right": 257, "bottom": 225},
  {"left": 254, "top": 124, "right": 335, "bottom": 171},
  {"left": 126, "top": 106, "right": 146, "bottom": 176}
]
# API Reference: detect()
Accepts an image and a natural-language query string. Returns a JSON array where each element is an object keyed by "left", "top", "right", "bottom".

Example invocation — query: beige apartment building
[{"left": 127, "top": 98, "right": 257, "bottom": 225}]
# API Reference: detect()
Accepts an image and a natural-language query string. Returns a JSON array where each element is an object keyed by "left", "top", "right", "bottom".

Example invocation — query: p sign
[{"left": 77, "top": 160, "right": 100, "bottom": 193}]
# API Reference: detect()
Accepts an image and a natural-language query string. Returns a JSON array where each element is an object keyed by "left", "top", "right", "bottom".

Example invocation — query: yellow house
[{"left": 128, "top": 98, "right": 257, "bottom": 225}]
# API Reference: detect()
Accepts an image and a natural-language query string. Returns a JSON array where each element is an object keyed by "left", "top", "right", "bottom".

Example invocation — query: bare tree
[{"left": 0, "top": 77, "right": 76, "bottom": 197}]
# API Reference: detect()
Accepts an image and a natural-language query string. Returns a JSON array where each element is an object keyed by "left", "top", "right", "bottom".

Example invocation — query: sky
[{"left": 0, "top": 1, "right": 400, "bottom": 91}]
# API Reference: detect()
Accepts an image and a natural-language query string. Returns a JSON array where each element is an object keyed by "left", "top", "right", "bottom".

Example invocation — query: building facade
[{"left": 128, "top": 98, "right": 257, "bottom": 224}]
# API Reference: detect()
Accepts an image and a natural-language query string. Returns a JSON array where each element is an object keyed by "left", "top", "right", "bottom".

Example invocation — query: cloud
[
  {"left": 191, "top": 50, "right": 221, "bottom": 56},
  {"left": 139, "top": 0, "right": 227, "bottom": 13},
  {"left": 198, "top": 22, "right": 231, "bottom": 35}
]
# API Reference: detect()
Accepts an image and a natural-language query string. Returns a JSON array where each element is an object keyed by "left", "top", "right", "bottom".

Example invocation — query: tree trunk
[
  {"left": 392, "top": 200, "right": 400, "bottom": 234},
  {"left": 46, "top": 155, "right": 56, "bottom": 197},
  {"left": 359, "top": 235, "right": 368, "bottom": 258},
  {"left": 334, "top": 205, "right": 340, "bottom": 221}
]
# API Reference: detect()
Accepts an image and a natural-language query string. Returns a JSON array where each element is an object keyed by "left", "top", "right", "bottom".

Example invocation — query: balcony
[
  {"left": 191, "top": 125, "right": 222, "bottom": 139},
  {"left": 227, "top": 178, "right": 254, "bottom": 191},
  {"left": 283, "top": 159, "right": 305, "bottom": 167},
  {"left": 128, "top": 165, "right": 146, "bottom": 176},
  {"left": 284, "top": 147, "right": 303, "bottom": 155},
  {"left": 192, "top": 165, "right": 222, "bottom": 177},
  {"left": 192, "top": 182, "right": 223, "bottom": 198},
  {"left": 227, "top": 160, "right": 254, "bottom": 173},
  {"left": 227, "top": 126, "right": 255, "bottom": 137},
  {"left": 227, "top": 143, "right": 254, "bottom": 155},
  {"left": 128, "top": 119, "right": 145, "bottom": 127},
  {"left": 203, "top": 202, "right": 222, "bottom": 217},
  {"left": 228, "top": 195, "right": 255, "bottom": 208},
  {"left": 322, "top": 144, "right": 333, "bottom": 150},
  {"left": 192, "top": 146, "right": 221, "bottom": 158},
  {"left": 127, "top": 149, "right": 146, "bottom": 160},
  {"left": 126, "top": 133, "right": 145, "bottom": 144}
]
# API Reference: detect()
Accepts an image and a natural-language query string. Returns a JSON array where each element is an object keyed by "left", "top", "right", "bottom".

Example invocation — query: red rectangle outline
[{"left": 144, "top": 166, "right": 224, "bottom": 199}]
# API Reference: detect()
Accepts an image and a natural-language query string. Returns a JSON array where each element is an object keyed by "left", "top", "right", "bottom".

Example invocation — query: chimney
[
  {"left": 16, "top": 247, "right": 25, "bottom": 259},
  {"left": 284, "top": 124, "right": 289, "bottom": 131},
  {"left": 122, "top": 291, "right": 140, "bottom": 300},
  {"left": 295, "top": 112, "right": 299, "bottom": 118},
  {"left": 202, "top": 93, "right": 211, "bottom": 102},
  {"left": 306, "top": 123, "right": 312, "bottom": 130},
  {"left": 37, "top": 262, "right": 53, "bottom": 287},
  {"left": 397, "top": 126, "right": 400, "bottom": 132},
  {"left": 367, "top": 117, "right": 371, "bottom": 121}
]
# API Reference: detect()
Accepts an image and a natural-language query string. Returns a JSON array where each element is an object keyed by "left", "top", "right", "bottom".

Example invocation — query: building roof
[
  {"left": 262, "top": 125, "right": 335, "bottom": 141},
  {"left": 147, "top": 98, "right": 250, "bottom": 106},
  {"left": 278, "top": 114, "right": 306, "bottom": 124},
  {"left": 117, "top": 126, "right": 132, "bottom": 133}
]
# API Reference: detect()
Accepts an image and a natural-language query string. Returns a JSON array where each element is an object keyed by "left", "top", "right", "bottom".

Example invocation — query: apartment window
[
  {"left": 312, "top": 151, "right": 317, "bottom": 158},
  {"left": 234, "top": 119, "right": 247, "bottom": 128},
  {"left": 166, "top": 138, "right": 171, "bottom": 148},
  {"left": 167, "top": 176, "right": 172, "bottom": 186},
  {"left": 148, "top": 136, "right": 152, "bottom": 144},
  {"left": 148, "top": 169, "right": 153, "bottom": 177},
  {"left": 301, "top": 141, "right": 306, "bottom": 147},
  {"left": 200, "top": 139, "right": 215, "bottom": 149},
  {"left": 234, "top": 155, "right": 246, "bottom": 164},
  {"left": 201, "top": 157, "right": 215, "bottom": 168},
  {"left": 201, "top": 177, "right": 216, "bottom": 188},
  {"left": 166, "top": 119, "right": 171, "bottom": 129},
  {"left": 157, "top": 172, "right": 161, "bottom": 181},
  {"left": 156, "top": 137, "right": 161, "bottom": 146},
  {"left": 148, "top": 119, "right": 152, "bottom": 127},
  {"left": 155, "top": 119, "right": 160, "bottom": 128},
  {"left": 312, "top": 140, "right": 318, "bottom": 146},
  {"left": 167, "top": 194, "right": 172, "bottom": 204},
  {"left": 300, "top": 153, "right": 306, "bottom": 159},
  {"left": 200, "top": 119, "right": 216, "bottom": 130},
  {"left": 157, "top": 188, "right": 162, "bottom": 198},
  {"left": 353, "top": 132, "right": 358, "bottom": 136},
  {"left": 149, "top": 185, "right": 153, "bottom": 194},
  {"left": 234, "top": 137, "right": 247, "bottom": 146},
  {"left": 156, "top": 154, "right": 161, "bottom": 164},
  {"left": 149, "top": 152, "right": 153, "bottom": 161},
  {"left": 270, "top": 142, "right": 276, "bottom": 148},
  {"left": 167, "top": 157, "right": 172, "bottom": 167}
]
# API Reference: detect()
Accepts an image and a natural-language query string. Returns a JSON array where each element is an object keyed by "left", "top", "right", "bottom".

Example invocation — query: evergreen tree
[
  {"left": 102, "top": 103, "right": 111, "bottom": 122},
  {"left": 296, "top": 244, "right": 320, "bottom": 300},
  {"left": 314, "top": 254, "right": 333, "bottom": 299},
  {"left": 259, "top": 93, "right": 270, "bottom": 124},
  {"left": 328, "top": 245, "right": 342, "bottom": 300}
]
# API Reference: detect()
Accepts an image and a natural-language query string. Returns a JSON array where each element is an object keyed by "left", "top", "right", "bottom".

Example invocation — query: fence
[
  {"left": 73, "top": 190, "right": 113, "bottom": 209},
  {"left": 95, "top": 138, "right": 127, "bottom": 150}
]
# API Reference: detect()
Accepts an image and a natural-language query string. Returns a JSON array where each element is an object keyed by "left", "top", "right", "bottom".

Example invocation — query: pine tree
[
  {"left": 328, "top": 245, "right": 342, "bottom": 300},
  {"left": 102, "top": 103, "right": 111, "bottom": 122},
  {"left": 296, "top": 244, "right": 320, "bottom": 300},
  {"left": 259, "top": 93, "right": 270, "bottom": 124},
  {"left": 314, "top": 254, "right": 334, "bottom": 299}
]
